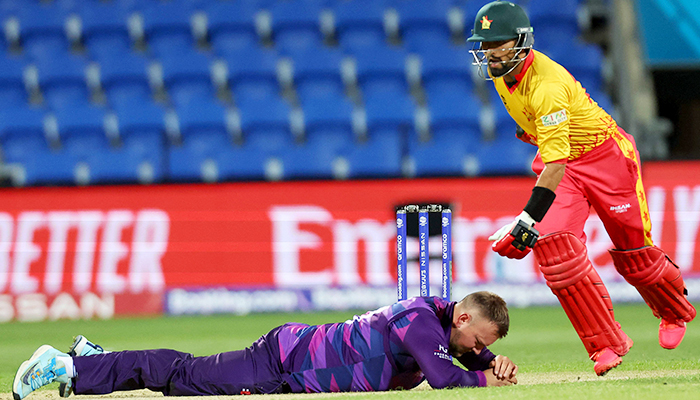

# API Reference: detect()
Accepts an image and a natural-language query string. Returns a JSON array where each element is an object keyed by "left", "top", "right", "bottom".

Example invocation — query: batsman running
[
  {"left": 13, "top": 292, "right": 518, "bottom": 398},
  {"left": 468, "top": 1, "right": 695, "bottom": 376}
]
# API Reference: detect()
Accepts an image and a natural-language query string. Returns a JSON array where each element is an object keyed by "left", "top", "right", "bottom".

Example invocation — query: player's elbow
[{"left": 426, "top": 375, "right": 458, "bottom": 390}]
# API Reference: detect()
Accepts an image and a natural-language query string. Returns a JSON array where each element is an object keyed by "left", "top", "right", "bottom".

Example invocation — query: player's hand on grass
[
  {"left": 483, "top": 368, "right": 517, "bottom": 386},
  {"left": 489, "top": 354, "right": 518, "bottom": 381},
  {"left": 488, "top": 211, "right": 539, "bottom": 259}
]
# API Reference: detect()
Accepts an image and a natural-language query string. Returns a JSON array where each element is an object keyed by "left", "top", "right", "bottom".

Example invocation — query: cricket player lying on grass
[{"left": 13, "top": 292, "right": 517, "bottom": 398}]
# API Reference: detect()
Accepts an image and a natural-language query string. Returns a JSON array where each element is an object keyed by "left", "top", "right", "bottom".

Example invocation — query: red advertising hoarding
[{"left": 1, "top": 161, "right": 699, "bottom": 321}]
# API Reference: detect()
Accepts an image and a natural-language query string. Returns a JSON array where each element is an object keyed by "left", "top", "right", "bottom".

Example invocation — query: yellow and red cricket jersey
[
  {"left": 492, "top": 49, "right": 654, "bottom": 248},
  {"left": 492, "top": 50, "right": 617, "bottom": 163}
]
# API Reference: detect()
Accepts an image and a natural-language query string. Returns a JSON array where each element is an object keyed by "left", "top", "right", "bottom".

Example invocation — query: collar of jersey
[{"left": 504, "top": 50, "right": 535, "bottom": 93}]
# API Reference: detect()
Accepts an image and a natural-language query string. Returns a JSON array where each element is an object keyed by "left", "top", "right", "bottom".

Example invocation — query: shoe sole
[{"left": 13, "top": 345, "right": 54, "bottom": 400}]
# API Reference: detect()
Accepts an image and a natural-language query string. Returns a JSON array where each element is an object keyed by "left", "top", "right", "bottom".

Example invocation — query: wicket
[{"left": 396, "top": 204, "right": 452, "bottom": 301}]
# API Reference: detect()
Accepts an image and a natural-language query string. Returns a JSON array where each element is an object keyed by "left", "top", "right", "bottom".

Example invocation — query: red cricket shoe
[
  {"left": 591, "top": 348, "right": 622, "bottom": 376},
  {"left": 659, "top": 319, "right": 687, "bottom": 349},
  {"left": 591, "top": 331, "right": 634, "bottom": 376}
]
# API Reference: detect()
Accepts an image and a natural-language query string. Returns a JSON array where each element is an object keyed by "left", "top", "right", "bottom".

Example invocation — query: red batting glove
[{"left": 489, "top": 212, "right": 539, "bottom": 259}]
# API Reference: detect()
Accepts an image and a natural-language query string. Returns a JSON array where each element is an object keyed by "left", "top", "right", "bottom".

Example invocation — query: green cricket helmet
[
  {"left": 467, "top": 1, "right": 533, "bottom": 43},
  {"left": 467, "top": 1, "right": 534, "bottom": 80}
]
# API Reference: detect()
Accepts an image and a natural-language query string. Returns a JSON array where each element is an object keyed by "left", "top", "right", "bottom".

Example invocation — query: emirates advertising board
[{"left": 1, "top": 161, "right": 699, "bottom": 322}]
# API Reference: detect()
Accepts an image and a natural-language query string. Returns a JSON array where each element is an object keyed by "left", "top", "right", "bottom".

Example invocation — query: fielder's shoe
[
  {"left": 659, "top": 319, "right": 687, "bottom": 350},
  {"left": 13, "top": 345, "right": 70, "bottom": 400},
  {"left": 68, "top": 335, "right": 106, "bottom": 357},
  {"left": 591, "top": 331, "right": 634, "bottom": 376},
  {"left": 59, "top": 335, "right": 106, "bottom": 397}
]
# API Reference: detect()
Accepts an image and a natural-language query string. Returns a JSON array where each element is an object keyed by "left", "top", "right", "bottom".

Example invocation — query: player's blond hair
[{"left": 461, "top": 291, "right": 509, "bottom": 338}]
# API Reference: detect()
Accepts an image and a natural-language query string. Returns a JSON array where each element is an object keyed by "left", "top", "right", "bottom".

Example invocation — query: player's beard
[{"left": 488, "top": 58, "right": 518, "bottom": 78}]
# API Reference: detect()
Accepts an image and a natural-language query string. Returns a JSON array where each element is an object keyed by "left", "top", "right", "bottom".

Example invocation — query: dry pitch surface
[{"left": 4, "top": 370, "right": 698, "bottom": 400}]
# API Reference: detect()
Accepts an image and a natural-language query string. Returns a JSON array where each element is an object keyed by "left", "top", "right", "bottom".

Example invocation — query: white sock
[{"left": 56, "top": 356, "right": 76, "bottom": 378}]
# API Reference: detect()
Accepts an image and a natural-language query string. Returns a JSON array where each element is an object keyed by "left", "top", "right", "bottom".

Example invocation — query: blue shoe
[
  {"left": 68, "top": 335, "right": 106, "bottom": 357},
  {"left": 13, "top": 345, "right": 70, "bottom": 400},
  {"left": 59, "top": 336, "right": 106, "bottom": 397}
]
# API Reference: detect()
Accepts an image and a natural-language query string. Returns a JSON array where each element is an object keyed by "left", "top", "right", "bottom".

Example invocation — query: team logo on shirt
[
  {"left": 541, "top": 110, "right": 568, "bottom": 126},
  {"left": 434, "top": 344, "right": 452, "bottom": 360},
  {"left": 481, "top": 16, "right": 493, "bottom": 30}
]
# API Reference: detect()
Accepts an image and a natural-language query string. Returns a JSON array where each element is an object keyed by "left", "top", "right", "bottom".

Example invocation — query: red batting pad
[
  {"left": 609, "top": 247, "right": 697, "bottom": 323},
  {"left": 534, "top": 232, "right": 631, "bottom": 357}
]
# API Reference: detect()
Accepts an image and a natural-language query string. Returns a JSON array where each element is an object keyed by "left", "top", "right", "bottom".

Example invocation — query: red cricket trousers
[{"left": 532, "top": 127, "right": 653, "bottom": 250}]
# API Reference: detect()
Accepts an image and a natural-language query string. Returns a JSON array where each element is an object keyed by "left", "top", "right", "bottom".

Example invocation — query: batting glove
[{"left": 489, "top": 211, "right": 539, "bottom": 259}]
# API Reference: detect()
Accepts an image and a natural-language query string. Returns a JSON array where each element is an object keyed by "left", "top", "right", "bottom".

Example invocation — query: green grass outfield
[{"left": 2, "top": 303, "right": 698, "bottom": 400}]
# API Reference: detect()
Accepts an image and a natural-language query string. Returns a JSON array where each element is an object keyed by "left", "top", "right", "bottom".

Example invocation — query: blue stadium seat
[
  {"left": 87, "top": 101, "right": 166, "bottom": 184},
  {"left": 54, "top": 104, "right": 109, "bottom": 157},
  {"left": 223, "top": 46, "right": 281, "bottom": 100},
  {"left": 34, "top": 52, "right": 90, "bottom": 109},
  {"left": 176, "top": 96, "right": 227, "bottom": 140},
  {"left": 0, "top": 106, "right": 75, "bottom": 187},
  {"left": 290, "top": 47, "right": 345, "bottom": 101},
  {"left": 141, "top": 0, "right": 197, "bottom": 56},
  {"left": 476, "top": 133, "right": 537, "bottom": 176},
  {"left": 333, "top": 0, "right": 388, "bottom": 52},
  {"left": 169, "top": 97, "right": 271, "bottom": 182},
  {"left": 206, "top": 0, "right": 260, "bottom": 54},
  {"left": 418, "top": 42, "right": 474, "bottom": 95},
  {"left": 425, "top": 90, "right": 481, "bottom": 139},
  {"left": 169, "top": 97, "right": 229, "bottom": 181},
  {"left": 493, "top": 105, "right": 518, "bottom": 139},
  {"left": 87, "top": 143, "right": 165, "bottom": 184},
  {"left": 279, "top": 140, "right": 338, "bottom": 180},
  {"left": 553, "top": 41, "right": 604, "bottom": 93},
  {"left": 269, "top": 0, "right": 324, "bottom": 55},
  {"left": 0, "top": 105, "right": 45, "bottom": 145},
  {"left": 0, "top": 51, "right": 27, "bottom": 106},
  {"left": 10, "top": 2, "right": 71, "bottom": 58},
  {"left": 528, "top": 0, "right": 580, "bottom": 51},
  {"left": 159, "top": 48, "right": 215, "bottom": 106},
  {"left": 114, "top": 100, "right": 166, "bottom": 139},
  {"left": 345, "top": 130, "right": 403, "bottom": 178},
  {"left": 354, "top": 45, "right": 409, "bottom": 97},
  {"left": 408, "top": 129, "right": 477, "bottom": 177},
  {"left": 364, "top": 91, "right": 415, "bottom": 137},
  {"left": 409, "top": 90, "right": 482, "bottom": 177},
  {"left": 78, "top": 0, "right": 135, "bottom": 59},
  {"left": 97, "top": 51, "right": 152, "bottom": 109},
  {"left": 236, "top": 96, "right": 294, "bottom": 155},
  {"left": 301, "top": 95, "right": 355, "bottom": 145},
  {"left": 216, "top": 145, "right": 271, "bottom": 181},
  {"left": 394, "top": 0, "right": 453, "bottom": 51}
]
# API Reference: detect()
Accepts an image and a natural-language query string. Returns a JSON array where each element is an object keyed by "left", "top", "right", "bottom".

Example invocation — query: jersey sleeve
[
  {"left": 398, "top": 311, "right": 487, "bottom": 389},
  {"left": 531, "top": 80, "right": 572, "bottom": 163},
  {"left": 456, "top": 348, "right": 496, "bottom": 371}
]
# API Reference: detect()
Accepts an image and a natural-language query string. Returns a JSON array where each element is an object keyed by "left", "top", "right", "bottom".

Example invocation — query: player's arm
[
  {"left": 399, "top": 312, "right": 514, "bottom": 388},
  {"left": 399, "top": 311, "right": 484, "bottom": 388},
  {"left": 489, "top": 83, "right": 570, "bottom": 259},
  {"left": 456, "top": 347, "right": 496, "bottom": 370},
  {"left": 536, "top": 161, "right": 565, "bottom": 191},
  {"left": 456, "top": 348, "right": 517, "bottom": 380}
]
